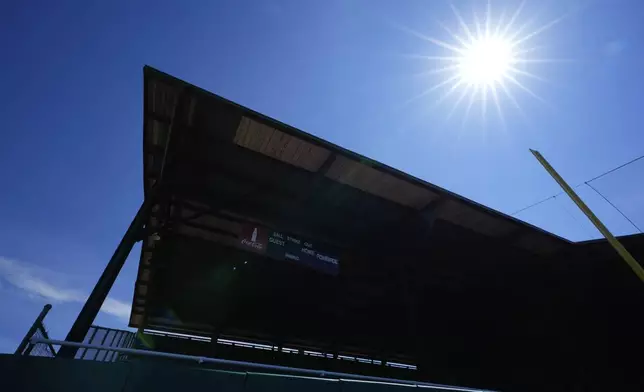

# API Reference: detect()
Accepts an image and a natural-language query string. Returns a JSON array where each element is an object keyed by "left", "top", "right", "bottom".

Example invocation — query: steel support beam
[{"left": 57, "top": 197, "right": 155, "bottom": 358}]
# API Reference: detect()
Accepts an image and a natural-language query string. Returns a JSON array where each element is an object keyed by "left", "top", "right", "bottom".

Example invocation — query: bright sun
[
  {"left": 404, "top": 1, "right": 562, "bottom": 121},
  {"left": 459, "top": 36, "right": 515, "bottom": 86}
]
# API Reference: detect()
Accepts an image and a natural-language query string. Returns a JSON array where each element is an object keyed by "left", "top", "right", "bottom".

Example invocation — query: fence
[
  {"left": 25, "top": 337, "right": 489, "bottom": 392},
  {"left": 75, "top": 326, "right": 136, "bottom": 361},
  {"left": 15, "top": 304, "right": 136, "bottom": 362},
  {"left": 12, "top": 306, "right": 487, "bottom": 391},
  {"left": 15, "top": 304, "right": 56, "bottom": 357}
]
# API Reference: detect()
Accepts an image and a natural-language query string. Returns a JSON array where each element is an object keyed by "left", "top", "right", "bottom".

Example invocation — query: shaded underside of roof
[
  {"left": 133, "top": 66, "right": 577, "bottom": 327},
  {"left": 143, "top": 67, "right": 569, "bottom": 239}
]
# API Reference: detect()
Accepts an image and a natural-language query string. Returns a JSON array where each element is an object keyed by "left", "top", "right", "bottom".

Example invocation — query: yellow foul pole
[{"left": 529, "top": 149, "right": 644, "bottom": 283}]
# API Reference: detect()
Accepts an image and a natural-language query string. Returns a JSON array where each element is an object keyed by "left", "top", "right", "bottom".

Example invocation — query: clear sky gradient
[{"left": 1, "top": 0, "right": 643, "bottom": 352}]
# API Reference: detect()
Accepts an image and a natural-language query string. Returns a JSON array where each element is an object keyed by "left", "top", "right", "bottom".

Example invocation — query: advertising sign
[{"left": 239, "top": 224, "right": 339, "bottom": 275}]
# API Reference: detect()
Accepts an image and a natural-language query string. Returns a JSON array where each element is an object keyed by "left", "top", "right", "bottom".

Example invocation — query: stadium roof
[{"left": 132, "top": 66, "right": 573, "bottom": 327}]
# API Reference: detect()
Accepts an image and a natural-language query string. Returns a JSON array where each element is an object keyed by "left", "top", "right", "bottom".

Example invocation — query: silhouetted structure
[{"left": 55, "top": 66, "right": 644, "bottom": 391}]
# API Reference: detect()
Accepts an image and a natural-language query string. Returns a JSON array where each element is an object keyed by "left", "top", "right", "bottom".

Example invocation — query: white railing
[{"left": 30, "top": 337, "right": 491, "bottom": 392}]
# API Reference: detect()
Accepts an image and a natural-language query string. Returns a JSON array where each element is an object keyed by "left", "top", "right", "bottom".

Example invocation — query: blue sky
[{"left": 1, "top": 0, "right": 643, "bottom": 353}]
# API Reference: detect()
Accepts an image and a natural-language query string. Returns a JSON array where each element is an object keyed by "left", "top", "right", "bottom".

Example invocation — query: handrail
[{"left": 30, "top": 338, "right": 491, "bottom": 392}]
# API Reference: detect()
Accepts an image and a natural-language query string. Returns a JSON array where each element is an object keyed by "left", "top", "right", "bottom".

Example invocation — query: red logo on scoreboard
[{"left": 239, "top": 224, "right": 268, "bottom": 253}]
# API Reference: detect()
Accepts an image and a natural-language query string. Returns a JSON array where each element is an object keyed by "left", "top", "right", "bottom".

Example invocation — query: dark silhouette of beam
[{"left": 57, "top": 198, "right": 154, "bottom": 358}]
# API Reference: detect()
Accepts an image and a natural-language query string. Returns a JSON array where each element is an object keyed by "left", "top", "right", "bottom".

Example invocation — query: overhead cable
[
  {"left": 553, "top": 194, "right": 597, "bottom": 238},
  {"left": 511, "top": 152, "right": 644, "bottom": 217},
  {"left": 585, "top": 153, "right": 644, "bottom": 184},
  {"left": 585, "top": 182, "right": 642, "bottom": 233},
  {"left": 510, "top": 195, "right": 558, "bottom": 216}
]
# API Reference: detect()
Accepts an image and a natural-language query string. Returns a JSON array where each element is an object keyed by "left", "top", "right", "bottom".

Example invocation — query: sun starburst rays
[{"left": 405, "top": 1, "right": 561, "bottom": 123}]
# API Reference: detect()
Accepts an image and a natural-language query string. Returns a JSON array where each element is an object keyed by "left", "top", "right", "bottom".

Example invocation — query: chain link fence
[{"left": 15, "top": 304, "right": 56, "bottom": 357}]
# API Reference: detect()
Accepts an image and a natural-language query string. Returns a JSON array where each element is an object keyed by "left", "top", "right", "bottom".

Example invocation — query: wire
[
  {"left": 510, "top": 195, "right": 557, "bottom": 216},
  {"left": 585, "top": 182, "right": 643, "bottom": 233},
  {"left": 553, "top": 194, "right": 597, "bottom": 239},
  {"left": 585, "top": 153, "right": 644, "bottom": 184},
  {"left": 511, "top": 152, "right": 644, "bottom": 217}
]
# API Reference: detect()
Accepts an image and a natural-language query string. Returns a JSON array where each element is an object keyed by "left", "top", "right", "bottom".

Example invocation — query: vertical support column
[
  {"left": 57, "top": 198, "right": 154, "bottom": 358},
  {"left": 404, "top": 198, "right": 445, "bottom": 367}
]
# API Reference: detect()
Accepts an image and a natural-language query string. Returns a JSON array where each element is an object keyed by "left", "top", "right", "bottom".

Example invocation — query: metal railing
[
  {"left": 75, "top": 325, "right": 136, "bottom": 361},
  {"left": 15, "top": 304, "right": 136, "bottom": 362},
  {"left": 15, "top": 306, "right": 490, "bottom": 391},
  {"left": 29, "top": 337, "right": 491, "bottom": 392},
  {"left": 144, "top": 328, "right": 418, "bottom": 370}
]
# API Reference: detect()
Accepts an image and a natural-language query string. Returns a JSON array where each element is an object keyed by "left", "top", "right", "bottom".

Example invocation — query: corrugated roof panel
[
  {"left": 234, "top": 117, "right": 331, "bottom": 172},
  {"left": 325, "top": 156, "right": 438, "bottom": 209}
]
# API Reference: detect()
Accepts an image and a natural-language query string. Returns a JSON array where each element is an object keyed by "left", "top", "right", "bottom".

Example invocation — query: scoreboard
[{"left": 238, "top": 224, "right": 339, "bottom": 275}]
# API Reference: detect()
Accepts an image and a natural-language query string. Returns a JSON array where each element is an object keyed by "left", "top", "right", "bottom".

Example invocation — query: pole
[
  {"left": 57, "top": 198, "right": 154, "bottom": 358},
  {"left": 15, "top": 304, "right": 52, "bottom": 355},
  {"left": 529, "top": 149, "right": 644, "bottom": 283}
]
